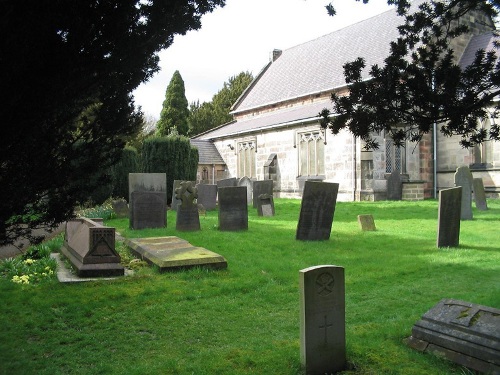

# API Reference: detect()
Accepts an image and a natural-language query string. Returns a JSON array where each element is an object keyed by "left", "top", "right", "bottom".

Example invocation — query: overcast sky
[{"left": 133, "top": 0, "right": 392, "bottom": 118}]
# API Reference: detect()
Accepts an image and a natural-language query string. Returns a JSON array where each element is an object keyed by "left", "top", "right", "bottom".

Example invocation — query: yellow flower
[{"left": 23, "top": 259, "right": 35, "bottom": 265}]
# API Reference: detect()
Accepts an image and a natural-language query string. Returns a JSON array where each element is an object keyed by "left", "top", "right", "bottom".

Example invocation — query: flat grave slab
[
  {"left": 124, "top": 236, "right": 227, "bottom": 272},
  {"left": 406, "top": 298, "right": 500, "bottom": 374}
]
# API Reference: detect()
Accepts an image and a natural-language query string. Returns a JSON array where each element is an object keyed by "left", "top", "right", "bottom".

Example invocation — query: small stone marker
[
  {"left": 196, "top": 184, "right": 217, "bottom": 210},
  {"left": 473, "top": 178, "right": 488, "bottom": 211},
  {"left": 454, "top": 166, "right": 473, "bottom": 220},
  {"left": 296, "top": 181, "right": 339, "bottom": 241},
  {"left": 238, "top": 176, "right": 254, "bottom": 205},
  {"left": 300, "top": 265, "right": 346, "bottom": 375},
  {"left": 252, "top": 180, "right": 273, "bottom": 208},
  {"left": 111, "top": 198, "right": 129, "bottom": 218},
  {"left": 406, "top": 298, "right": 500, "bottom": 374},
  {"left": 387, "top": 171, "right": 403, "bottom": 200},
  {"left": 437, "top": 187, "right": 462, "bottom": 248},
  {"left": 130, "top": 191, "right": 166, "bottom": 230},
  {"left": 257, "top": 193, "right": 275, "bottom": 217},
  {"left": 357, "top": 214, "right": 376, "bottom": 231},
  {"left": 218, "top": 186, "right": 248, "bottom": 231},
  {"left": 175, "top": 181, "right": 200, "bottom": 231}
]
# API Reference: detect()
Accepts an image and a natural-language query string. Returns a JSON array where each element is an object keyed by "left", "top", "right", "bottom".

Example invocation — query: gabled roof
[
  {"left": 190, "top": 139, "right": 225, "bottom": 165},
  {"left": 459, "top": 31, "right": 498, "bottom": 68}
]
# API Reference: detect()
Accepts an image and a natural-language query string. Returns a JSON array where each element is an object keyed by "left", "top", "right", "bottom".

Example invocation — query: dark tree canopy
[
  {"left": 0, "top": 0, "right": 224, "bottom": 247},
  {"left": 321, "top": 0, "right": 500, "bottom": 150},
  {"left": 156, "top": 70, "right": 190, "bottom": 136}
]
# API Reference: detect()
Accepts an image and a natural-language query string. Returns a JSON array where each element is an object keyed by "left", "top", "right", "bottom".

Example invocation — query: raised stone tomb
[{"left": 60, "top": 217, "right": 124, "bottom": 277}]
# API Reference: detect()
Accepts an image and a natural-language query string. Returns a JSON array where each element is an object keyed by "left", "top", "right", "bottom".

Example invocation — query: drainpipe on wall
[
  {"left": 212, "top": 164, "right": 215, "bottom": 185},
  {"left": 433, "top": 122, "right": 437, "bottom": 198},
  {"left": 353, "top": 135, "right": 357, "bottom": 201}
]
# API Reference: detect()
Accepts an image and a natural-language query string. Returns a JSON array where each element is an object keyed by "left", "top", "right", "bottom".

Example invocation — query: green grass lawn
[{"left": 1, "top": 199, "right": 499, "bottom": 375}]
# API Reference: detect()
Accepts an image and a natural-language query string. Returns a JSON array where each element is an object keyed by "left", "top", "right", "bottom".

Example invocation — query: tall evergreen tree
[{"left": 156, "top": 70, "right": 190, "bottom": 136}]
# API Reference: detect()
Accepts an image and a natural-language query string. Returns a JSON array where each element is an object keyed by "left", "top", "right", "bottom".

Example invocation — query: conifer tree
[{"left": 156, "top": 70, "right": 190, "bottom": 136}]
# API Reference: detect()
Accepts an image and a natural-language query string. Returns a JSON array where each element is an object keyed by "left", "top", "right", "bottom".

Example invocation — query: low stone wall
[{"left": 402, "top": 181, "right": 425, "bottom": 201}]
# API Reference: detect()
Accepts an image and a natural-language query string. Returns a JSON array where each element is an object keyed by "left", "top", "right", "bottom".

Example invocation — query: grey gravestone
[
  {"left": 238, "top": 176, "right": 253, "bottom": 205},
  {"left": 300, "top": 265, "right": 346, "bottom": 375},
  {"left": 296, "top": 181, "right": 339, "bottom": 241},
  {"left": 128, "top": 173, "right": 166, "bottom": 204},
  {"left": 171, "top": 180, "right": 196, "bottom": 211},
  {"left": 175, "top": 181, "right": 200, "bottom": 231},
  {"left": 111, "top": 198, "right": 129, "bottom": 218},
  {"left": 357, "top": 214, "right": 376, "bottom": 231},
  {"left": 252, "top": 180, "right": 273, "bottom": 208},
  {"left": 218, "top": 186, "right": 248, "bottom": 231},
  {"left": 437, "top": 187, "right": 462, "bottom": 248},
  {"left": 454, "top": 166, "right": 473, "bottom": 220},
  {"left": 217, "top": 177, "right": 237, "bottom": 188},
  {"left": 196, "top": 184, "right": 217, "bottom": 210},
  {"left": 257, "top": 193, "right": 275, "bottom": 217},
  {"left": 130, "top": 191, "right": 166, "bottom": 229},
  {"left": 406, "top": 299, "right": 500, "bottom": 374},
  {"left": 60, "top": 218, "right": 124, "bottom": 277},
  {"left": 387, "top": 171, "right": 402, "bottom": 200},
  {"left": 473, "top": 178, "right": 488, "bottom": 211}
]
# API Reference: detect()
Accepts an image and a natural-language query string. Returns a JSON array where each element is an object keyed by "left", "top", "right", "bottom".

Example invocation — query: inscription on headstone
[
  {"left": 218, "top": 186, "right": 248, "bottom": 231},
  {"left": 130, "top": 191, "right": 166, "bottom": 230},
  {"left": 296, "top": 181, "right": 339, "bottom": 241},
  {"left": 175, "top": 181, "right": 200, "bottom": 231},
  {"left": 257, "top": 194, "right": 275, "bottom": 217},
  {"left": 437, "top": 187, "right": 462, "bottom": 248},
  {"left": 196, "top": 184, "right": 217, "bottom": 210},
  {"left": 454, "top": 166, "right": 473, "bottom": 220},
  {"left": 472, "top": 178, "right": 488, "bottom": 211},
  {"left": 252, "top": 180, "right": 273, "bottom": 208},
  {"left": 387, "top": 171, "right": 402, "bottom": 200},
  {"left": 300, "top": 265, "right": 346, "bottom": 375}
]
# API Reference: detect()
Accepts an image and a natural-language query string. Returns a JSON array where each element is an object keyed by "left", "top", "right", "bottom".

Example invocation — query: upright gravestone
[
  {"left": 196, "top": 184, "right": 217, "bottom": 210},
  {"left": 387, "top": 171, "right": 402, "bottom": 200},
  {"left": 238, "top": 176, "right": 254, "bottom": 205},
  {"left": 437, "top": 187, "right": 462, "bottom": 248},
  {"left": 454, "top": 166, "right": 473, "bottom": 220},
  {"left": 129, "top": 173, "right": 167, "bottom": 230},
  {"left": 252, "top": 180, "right": 273, "bottom": 208},
  {"left": 357, "top": 214, "right": 376, "bottom": 231},
  {"left": 296, "top": 181, "right": 339, "bottom": 241},
  {"left": 257, "top": 193, "right": 275, "bottom": 217},
  {"left": 171, "top": 180, "right": 196, "bottom": 211},
  {"left": 111, "top": 198, "right": 129, "bottom": 218},
  {"left": 217, "top": 177, "right": 237, "bottom": 188},
  {"left": 218, "top": 186, "right": 248, "bottom": 231},
  {"left": 175, "top": 181, "right": 200, "bottom": 231},
  {"left": 472, "top": 178, "right": 488, "bottom": 211},
  {"left": 300, "top": 265, "right": 346, "bottom": 375}
]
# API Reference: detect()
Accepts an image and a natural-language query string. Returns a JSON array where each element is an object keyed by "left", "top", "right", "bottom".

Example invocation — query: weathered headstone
[
  {"left": 296, "top": 181, "right": 339, "bottom": 241},
  {"left": 473, "top": 178, "right": 488, "bottom": 211},
  {"left": 60, "top": 218, "right": 124, "bottom": 277},
  {"left": 111, "top": 198, "right": 129, "bottom": 218},
  {"left": 387, "top": 171, "right": 402, "bottom": 200},
  {"left": 238, "top": 176, "right": 254, "bottom": 205},
  {"left": 217, "top": 177, "right": 237, "bottom": 188},
  {"left": 252, "top": 180, "right": 273, "bottom": 208},
  {"left": 196, "top": 184, "right": 217, "bottom": 210},
  {"left": 437, "top": 187, "right": 462, "bottom": 248},
  {"left": 129, "top": 173, "right": 167, "bottom": 229},
  {"left": 406, "top": 299, "right": 500, "bottom": 374},
  {"left": 218, "top": 186, "right": 248, "bottom": 231},
  {"left": 357, "top": 214, "right": 376, "bottom": 231},
  {"left": 175, "top": 181, "right": 200, "bottom": 231},
  {"left": 257, "top": 193, "right": 275, "bottom": 217},
  {"left": 454, "top": 166, "right": 473, "bottom": 220},
  {"left": 300, "top": 265, "right": 346, "bottom": 375},
  {"left": 171, "top": 180, "right": 196, "bottom": 211}
]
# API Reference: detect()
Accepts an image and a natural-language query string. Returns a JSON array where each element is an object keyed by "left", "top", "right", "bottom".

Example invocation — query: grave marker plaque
[
  {"left": 196, "top": 184, "right": 217, "bottom": 210},
  {"left": 300, "top": 265, "right": 346, "bottom": 375},
  {"left": 437, "top": 187, "right": 462, "bottom": 248},
  {"left": 130, "top": 191, "right": 166, "bottom": 230},
  {"left": 218, "top": 186, "right": 248, "bottom": 231},
  {"left": 473, "top": 178, "right": 488, "bottom": 211},
  {"left": 252, "top": 180, "right": 273, "bottom": 208},
  {"left": 296, "top": 181, "right": 339, "bottom": 241},
  {"left": 454, "top": 166, "right": 473, "bottom": 220}
]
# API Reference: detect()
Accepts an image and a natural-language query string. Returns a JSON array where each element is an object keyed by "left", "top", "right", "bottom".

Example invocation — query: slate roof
[
  {"left": 190, "top": 139, "right": 225, "bottom": 164},
  {"left": 459, "top": 31, "right": 498, "bottom": 68}
]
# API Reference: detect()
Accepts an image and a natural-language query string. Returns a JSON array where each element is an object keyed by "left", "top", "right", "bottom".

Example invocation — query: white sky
[{"left": 133, "top": 0, "right": 392, "bottom": 119}]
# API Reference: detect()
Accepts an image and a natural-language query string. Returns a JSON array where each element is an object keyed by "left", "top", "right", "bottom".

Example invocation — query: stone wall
[{"left": 402, "top": 181, "right": 425, "bottom": 201}]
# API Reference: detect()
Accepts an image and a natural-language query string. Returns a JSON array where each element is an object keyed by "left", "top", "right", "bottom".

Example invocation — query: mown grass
[{"left": 1, "top": 198, "right": 499, "bottom": 375}]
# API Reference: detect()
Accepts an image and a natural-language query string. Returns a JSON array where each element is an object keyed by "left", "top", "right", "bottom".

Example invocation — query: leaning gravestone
[
  {"left": 473, "top": 178, "right": 488, "bottom": 211},
  {"left": 406, "top": 298, "right": 500, "bottom": 374},
  {"left": 171, "top": 180, "right": 196, "bottom": 211},
  {"left": 296, "top": 181, "right": 339, "bottom": 241},
  {"left": 175, "top": 181, "right": 200, "bottom": 231},
  {"left": 218, "top": 186, "right": 248, "bottom": 231},
  {"left": 196, "top": 184, "right": 217, "bottom": 210},
  {"left": 387, "top": 171, "right": 403, "bottom": 200},
  {"left": 257, "top": 193, "right": 275, "bottom": 217},
  {"left": 357, "top": 214, "right": 376, "bottom": 231},
  {"left": 454, "top": 166, "right": 473, "bottom": 220},
  {"left": 252, "top": 180, "right": 273, "bottom": 208},
  {"left": 300, "top": 265, "right": 346, "bottom": 375},
  {"left": 129, "top": 173, "right": 167, "bottom": 230},
  {"left": 437, "top": 187, "right": 462, "bottom": 248},
  {"left": 238, "top": 176, "right": 254, "bottom": 205}
]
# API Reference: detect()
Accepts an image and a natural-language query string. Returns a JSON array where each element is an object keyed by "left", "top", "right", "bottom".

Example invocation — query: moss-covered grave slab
[{"left": 124, "top": 236, "right": 227, "bottom": 272}]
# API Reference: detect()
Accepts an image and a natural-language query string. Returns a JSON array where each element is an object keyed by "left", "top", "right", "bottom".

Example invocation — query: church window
[
  {"left": 298, "top": 131, "right": 325, "bottom": 176},
  {"left": 237, "top": 140, "right": 256, "bottom": 178}
]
